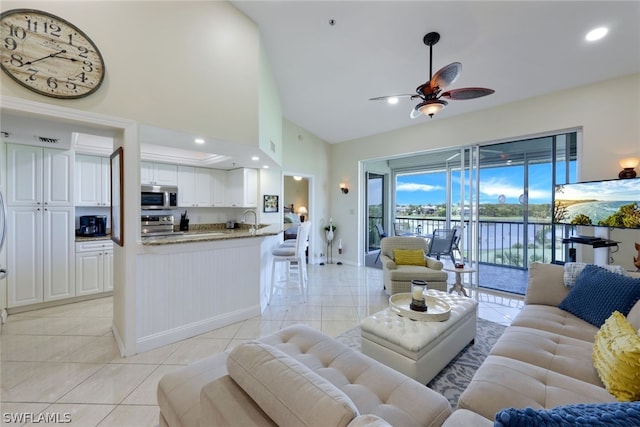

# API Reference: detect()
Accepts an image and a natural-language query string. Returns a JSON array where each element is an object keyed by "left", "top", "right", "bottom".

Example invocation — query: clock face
[{"left": 0, "top": 9, "right": 105, "bottom": 99}]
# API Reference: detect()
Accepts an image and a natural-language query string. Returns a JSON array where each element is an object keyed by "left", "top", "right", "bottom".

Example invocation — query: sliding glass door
[{"left": 366, "top": 173, "right": 385, "bottom": 253}]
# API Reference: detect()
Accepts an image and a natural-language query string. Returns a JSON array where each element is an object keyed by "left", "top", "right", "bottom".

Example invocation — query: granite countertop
[
  {"left": 75, "top": 234, "right": 112, "bottom": 242},
  {"left": 140, "top": 223, "right": 284, "bottom": 246}
]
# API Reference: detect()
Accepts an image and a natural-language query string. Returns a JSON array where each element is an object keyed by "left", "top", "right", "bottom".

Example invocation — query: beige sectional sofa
[
  {"left": 443, "top": 262, "right": 640, "bottom": 426},
  {"left": 158, "top": 262, "right": 640, "bottom": 426},
  {"left": 158, "top": 324, "right": 452, "bottom": 427}
]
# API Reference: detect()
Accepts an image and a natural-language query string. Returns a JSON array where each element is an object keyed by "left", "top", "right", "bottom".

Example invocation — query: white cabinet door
[
  {"left": 7, "top": 206, "right": 43, "bottom": 307},
  {"left": 211, "top": 169, "right": 227, "bottom": 206},
  {"left": 75, "top": 251, "right": 102, "bottom": 296},
  {"left": 103, "top": 249, "right": 113, "bottom": 292},
  {"left": 7, "top": 144, "right": 42, "bottom": 206},
  {"left": 154, "top": 163, "right": 178, "bottom": 185},
  {"left": 43, "top": 148, "right": 74, "bottom": 206},
  {"left": 141, "top": 162, "right": 178, "bottom": 185},
  {"left": 7, "top": 145, "right": 73, "bottom": 207},
  {"left": 101, "top": 157, "right": 111, "bottom": 206},
  {"left": 178, "top": 166, "right": 211, "bottom": 207},
  {"left": 75, "top": 155, "right": 102, "bottom": 206},
  {"left": 7, "top": 206, "right": 75, "bottom": 307},
  {"left": 75, "top": 240, "right": 113, "bottom": 296},
  {"left": 75, "top": 155, "right": 110, "bottom": 207},
  {"left": 43, "top": 207, "right": 75, "bottom": 301},
  {"left": 227, "top": 168, "right": 257, "bottom": 207}
]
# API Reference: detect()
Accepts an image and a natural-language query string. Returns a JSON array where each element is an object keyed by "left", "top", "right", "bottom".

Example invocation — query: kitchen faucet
[{"left": 242, "top": 209, "right": 258, "bottom": 234}]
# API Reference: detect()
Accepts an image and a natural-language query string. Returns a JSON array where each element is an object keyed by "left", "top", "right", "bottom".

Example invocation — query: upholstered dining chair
[{"left": 269, "top": 221, "right": 311, "bottom": 304}]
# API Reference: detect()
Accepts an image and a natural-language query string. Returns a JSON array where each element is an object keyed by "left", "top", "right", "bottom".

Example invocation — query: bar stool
[{"left": 269, "top": 222, "right": 311, "bottom": 305}]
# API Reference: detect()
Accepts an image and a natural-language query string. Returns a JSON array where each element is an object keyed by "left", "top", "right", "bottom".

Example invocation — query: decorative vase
[{"left": 326, "top": 230, "right": 334, "bottom": 242}]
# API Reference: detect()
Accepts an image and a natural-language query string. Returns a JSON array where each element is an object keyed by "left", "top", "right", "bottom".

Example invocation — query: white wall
[
  {"left": 331, "top": 73, "right": 640, "bottom": 267},
  {"left": 0, "top": 1, "right": 260, "bottom": 147},
  {"left": 282, "top": 119, "right": 331, "bottom": 263}
]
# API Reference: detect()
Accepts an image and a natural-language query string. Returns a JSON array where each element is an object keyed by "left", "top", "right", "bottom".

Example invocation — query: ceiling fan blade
[
  {"left": 369, "top": 94, "right": 417, "bottom": 101},
  {"left": 441, "top": 87, "right": 495, "bottom": 100},
  {"left": 430, "top": 62, "right": 462, "bottom": 91}
]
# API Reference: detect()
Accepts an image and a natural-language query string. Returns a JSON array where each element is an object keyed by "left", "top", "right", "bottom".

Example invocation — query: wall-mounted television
[{"left": 554, "top": 178, "right": 640, "bottom": 229}]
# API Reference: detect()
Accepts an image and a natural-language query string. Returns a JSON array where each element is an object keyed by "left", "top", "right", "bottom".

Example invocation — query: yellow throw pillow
[
  {"left": 393, "top": 249, "right": 426, "bottom": 266},
  {"left": 592, "top": 311, "right": 640, "bottom": 401}
]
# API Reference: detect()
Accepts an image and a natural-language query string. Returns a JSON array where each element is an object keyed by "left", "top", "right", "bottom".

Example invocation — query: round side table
[{"left": 442, "top": 266, "right": 476, "bottom": 297}]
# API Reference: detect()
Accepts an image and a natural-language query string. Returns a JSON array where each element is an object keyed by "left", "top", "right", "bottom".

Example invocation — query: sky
[{"left": 388, "top": 163, "right": 580, "bottom": 206}]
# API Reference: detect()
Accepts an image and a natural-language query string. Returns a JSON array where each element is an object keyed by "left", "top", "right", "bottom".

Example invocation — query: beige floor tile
[
  {"left": 283, "top": 304, "right": 322, "bottom": 321},
  {"left": 321, "top": 320, "right": 359, "bottom": 337},
  {"left": 321, "top": 306, "right": 359, "bottom": 321},
  {"left": 122, "top": 365, "right": 181, "bottom": 405},
  {"left": 57, "top": 364, "right": 156, "bottom": 404},
  {"left": 2, "top": 361, "right": 103, "bottom": 403},
  {"left": 197, "top": 321, "right": 243, "bottom": 339},
  {"left": 96, "top": 404, "right": 158, "bottom": 427},
  {"left": 1, "top": 316, "right": 84, "bottom": 336},
  {"left": 0, "top": 402, "right": 51, "bottom": 423},
  {"left": 234, "top": 319, "right": 283, "bottom": 340},
  {"left": 23, "top": 403, "right": 115, "bottom": 427},
  {"left": 111, "top": 342, "right": 178, "bottom": 365},
  {"left": 162, "top": 338, "right": 229, "bottom": 365}
]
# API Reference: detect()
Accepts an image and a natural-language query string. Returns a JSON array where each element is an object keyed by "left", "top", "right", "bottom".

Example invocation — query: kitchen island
[{"left": 134, "top": 223, "right": 283, "bottom": 353}]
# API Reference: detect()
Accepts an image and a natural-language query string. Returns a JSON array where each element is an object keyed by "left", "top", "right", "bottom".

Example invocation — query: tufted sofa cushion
[
  {"left": 258, "top": 324, "right": 452, "bottom": 427},
  {"left": 227, "top": 341, "right": 359, "bottom": 427}
]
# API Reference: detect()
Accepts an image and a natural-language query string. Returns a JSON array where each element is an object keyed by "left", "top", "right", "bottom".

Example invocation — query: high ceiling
[{"left": 232, "top": 1, "right": 640, "bottom": 144}]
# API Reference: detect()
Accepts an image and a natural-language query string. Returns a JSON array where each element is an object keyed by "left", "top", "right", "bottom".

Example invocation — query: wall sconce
[
  {"left": 619, "top": 157, "right": 639, "bottom": 179},
  {"left": 340, "top": 183, "right": 349, "bottom": 194},
  {"left": 297, "top": 206, "right": 307, "bottom": 222}
]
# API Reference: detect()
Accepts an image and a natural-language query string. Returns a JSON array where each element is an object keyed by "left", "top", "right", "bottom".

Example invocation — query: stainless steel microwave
[{"left": 141, "top": 185, "right": 178, "bottom": 210}]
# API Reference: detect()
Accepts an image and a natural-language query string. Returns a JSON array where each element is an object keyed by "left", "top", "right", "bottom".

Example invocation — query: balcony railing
[{"left": 370, "top": 216, "right": 563, "bottom": 270}]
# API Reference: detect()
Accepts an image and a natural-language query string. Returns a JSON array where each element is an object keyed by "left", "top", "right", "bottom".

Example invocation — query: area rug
[{"left": 334, "top": 317, "right": 506, "bottom": 407}]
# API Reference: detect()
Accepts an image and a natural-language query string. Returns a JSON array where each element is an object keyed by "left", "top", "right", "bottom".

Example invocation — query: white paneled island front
[{"left": 135, "top": 225, "right": 281, "bottom": 353}]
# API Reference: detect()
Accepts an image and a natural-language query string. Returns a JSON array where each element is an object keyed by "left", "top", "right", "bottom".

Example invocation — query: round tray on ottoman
[{"left": 389, "top": 293, "right": 451, "bottom": 322}]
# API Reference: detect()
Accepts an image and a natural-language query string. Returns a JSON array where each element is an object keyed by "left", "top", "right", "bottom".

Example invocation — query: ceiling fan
[{"left": 370, "top": 32, "right": 495, "bottom": 118}]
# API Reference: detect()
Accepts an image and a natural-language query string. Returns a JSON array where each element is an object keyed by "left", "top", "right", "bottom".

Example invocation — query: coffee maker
[{"left": 78, "top": 215, "right": 107, "bottom": 237}]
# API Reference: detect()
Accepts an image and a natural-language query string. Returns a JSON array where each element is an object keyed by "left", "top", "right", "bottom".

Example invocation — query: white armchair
[{"left": 380, "top": 236, "right": 448, "bottom": 294}]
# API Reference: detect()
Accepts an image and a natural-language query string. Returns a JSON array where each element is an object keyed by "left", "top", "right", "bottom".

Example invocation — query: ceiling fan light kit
[{"left": 370, "top": 31, "right": 494, "bottom": 119}]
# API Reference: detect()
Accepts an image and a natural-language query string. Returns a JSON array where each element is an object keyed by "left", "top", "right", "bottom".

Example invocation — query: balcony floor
[{"left": 366, "top": 251, "right": 529, "bottom": 295}]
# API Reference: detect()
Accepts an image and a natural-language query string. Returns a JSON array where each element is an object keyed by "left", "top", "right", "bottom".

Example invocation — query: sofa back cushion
[
  {"left": 525, "top": 262, "right": 568, "bottom": 306},
  {"left": 227, "top": 341, "right": 358, "bottom": 427}
]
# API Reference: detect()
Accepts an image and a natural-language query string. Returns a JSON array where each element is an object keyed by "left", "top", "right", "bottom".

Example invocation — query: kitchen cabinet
[
  {"left": 7, "top": 144, "right": 73, "bottom": 207},
  {"left": 75, "top": 240, "right": 113, "bottom": 296},
  {"left": 226, "top": 168, "right": 257, "bottom": 207},
  {"left": 177, "top": 166, "right": 212, "bottom": 207},
  {"left": 75, "top": 155, "right": 110, "bottom": 206},
  {"left": 210, "top": 169, "right": 227, "bottom": 206},
  {"left": 7, "top": 206, "right": 75, "bottom": 307},
  {"left": 141, "top": 162, "right": 178, "bottom": 185}
]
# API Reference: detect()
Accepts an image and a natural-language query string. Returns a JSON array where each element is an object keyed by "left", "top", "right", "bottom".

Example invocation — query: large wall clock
[{"left": 0, "top": 9, "right": 105, "bottom": 99}]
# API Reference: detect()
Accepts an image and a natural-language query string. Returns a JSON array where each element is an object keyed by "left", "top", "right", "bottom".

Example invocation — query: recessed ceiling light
[
  {"left": 387, "top": 97, "right": 399, "bottom": 105},
  {"left": 251, "top": 156, "right": 259, "bottom": 161},
  {"left": 293, "top": 176, "right": 302, "bottom": 181},
  {"left": 263, "top": 165, "right": 269, "bottom": 169},
  {"left": 586, "top": 27, "right": 608, "bottom": 42},
  {"left": 194, "top": 138, "right": 205, "bottom": 144}
]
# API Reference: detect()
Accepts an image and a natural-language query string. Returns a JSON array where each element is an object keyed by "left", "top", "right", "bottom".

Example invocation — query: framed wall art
[{"left": 263, "top": 194, "right": 278, "bottom": 213}]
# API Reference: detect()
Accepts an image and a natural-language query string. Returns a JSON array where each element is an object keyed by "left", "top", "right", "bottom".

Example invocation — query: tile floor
[{"left": 1, "top": 263, "right": 523, "bottom": 427}]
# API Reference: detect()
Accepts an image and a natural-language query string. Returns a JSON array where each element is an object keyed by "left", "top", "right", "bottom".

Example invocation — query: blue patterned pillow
[
  {"left": 494, "top": 402, "right": 640, "bottom": 427},
  {"left": 558, "top": 264, "right": 640, "bottom": 327}
]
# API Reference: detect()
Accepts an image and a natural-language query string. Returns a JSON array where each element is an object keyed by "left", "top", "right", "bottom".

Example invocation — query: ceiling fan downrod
[{"left": 423, "top": 32, "right": 440, "bottom": 81}]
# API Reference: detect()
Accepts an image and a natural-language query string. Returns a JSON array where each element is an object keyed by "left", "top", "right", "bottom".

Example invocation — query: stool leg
[{"left": 269, "top": 258, "right": 277, "bottom": 305}]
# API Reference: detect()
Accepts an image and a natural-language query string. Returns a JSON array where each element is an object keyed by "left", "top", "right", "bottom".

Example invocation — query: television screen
[{"left": 554, "top": 178, "right": 640, "bottom": 229}]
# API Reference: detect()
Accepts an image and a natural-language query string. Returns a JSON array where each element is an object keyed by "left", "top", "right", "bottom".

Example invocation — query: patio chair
[
  {"left": 426, "top": 228, "right": 461, "bottom": 262},
  {"left": 393, "top": 222, "right": 414, "bottom": 236},
  {"left": 374, "top": 223, "right": 387, "bottom": 264}
]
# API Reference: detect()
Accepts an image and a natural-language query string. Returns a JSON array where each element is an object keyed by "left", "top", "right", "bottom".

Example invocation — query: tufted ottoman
[{"left": 361, "top": 290, "right": 478, "bottom": 384}]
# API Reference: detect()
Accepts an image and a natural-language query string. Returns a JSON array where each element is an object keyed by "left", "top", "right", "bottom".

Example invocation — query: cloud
[
  {"left": 480, "top": 177, "right": 550, "bottom": 201},
  {"left": 397, "top": 182, "right": 444, "bottom": 192}
]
